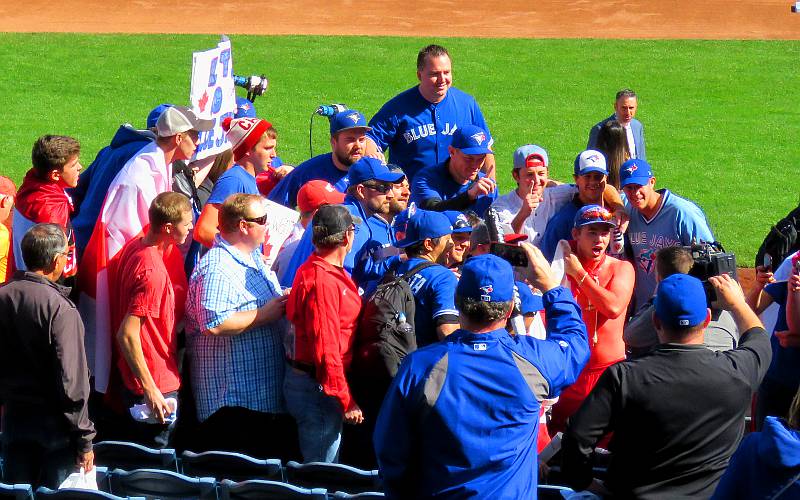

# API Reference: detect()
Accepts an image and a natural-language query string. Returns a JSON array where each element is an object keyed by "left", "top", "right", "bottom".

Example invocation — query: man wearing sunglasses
[
  {"left": 280, "top": 157, "right": 405, "bottom": 287},
  {"left": 78, "top": 105, "right": 213, "bottom": 395},
  {"left": 548, "top": 205, "right": 634, "bottom": 436},
  {"left": 185, "top": 193, "right": 298, "bottom": 461}
]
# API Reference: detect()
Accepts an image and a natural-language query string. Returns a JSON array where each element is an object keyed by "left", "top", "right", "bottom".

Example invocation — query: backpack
[
  {"left": 353, "top": 260, "right": 437, "bottom": 378},
  {"left": 756, "top": 204, "right": 800, "bottom": 268}
]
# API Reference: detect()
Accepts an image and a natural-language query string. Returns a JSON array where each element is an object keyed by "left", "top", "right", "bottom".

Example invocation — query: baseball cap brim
[
  {"left": 373, "top": 171, "right": 405, "bottom": 183},
  {"left": 452, "top": 226, "right": 473, "bottom": 234},
  {"left": 458, "top": 146, "right": 493, "bottom": 155},
  {"left": 577, "top": 167, "right": 608, "bottom": 176},
  {"left": 335, "top": 125, "right": 372, "bottom": 134},
  {"left": 503, "top": 233, "right": 528, "bottom": 243},
  {"left": 620, "top": 175, "right": 652, "bottom": 187}
]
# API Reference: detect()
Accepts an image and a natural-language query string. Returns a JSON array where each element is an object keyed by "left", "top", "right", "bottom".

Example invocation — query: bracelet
[{"left": 578, "top": 272, "right": 589, "bottom": 287}]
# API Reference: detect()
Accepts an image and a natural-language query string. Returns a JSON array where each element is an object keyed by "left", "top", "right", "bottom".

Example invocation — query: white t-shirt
[{"left": 492, "top": 183, "right": 576, "bottom": 246}]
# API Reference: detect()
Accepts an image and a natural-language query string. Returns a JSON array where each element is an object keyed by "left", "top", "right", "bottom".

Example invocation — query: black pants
[{"left": 188, "top": 406, "right": 301, "bottom": 462}]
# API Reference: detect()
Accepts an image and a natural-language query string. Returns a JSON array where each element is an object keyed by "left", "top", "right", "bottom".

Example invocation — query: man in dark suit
[{"left": 588, "top": 89, "right": 646, "bottom": 161}]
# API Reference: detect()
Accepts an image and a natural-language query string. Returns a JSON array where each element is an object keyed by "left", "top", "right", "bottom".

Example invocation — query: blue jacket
[
  {"left": 712, "top": 416, "right": 800, "bottom": 499},
  {"left": 280, "top": 195, "right": 394, "bottom": 287},
  {"left": 70, "top": 126, "right": 153, "bottom": 254},
  {"left": 587, "top": 115, "right": 646, "bottom": 161},
  {"left": 374, "top": 286, "right": 589, "bottom": 499}
]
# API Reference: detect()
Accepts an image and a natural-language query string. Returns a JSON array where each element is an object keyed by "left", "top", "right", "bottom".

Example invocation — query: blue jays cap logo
[
  {"left": 626, "top": 164, "right": 638, "bottom": 174},
  {"left": 480, "top": 284, "right": 493, "bottom": 302},
  {"left": 471, "top": 132, "right": 486, "bottom": 145},
  {"left": 346, "top": 112, "right": 360, "bottom": 124},
  {"left": 585, "top": 153, "right": 602, "bottom": 165}
]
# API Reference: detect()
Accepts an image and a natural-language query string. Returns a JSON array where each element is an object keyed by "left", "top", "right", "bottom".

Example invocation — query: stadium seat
[
  {"left": 93, "top": 441, "right": 178, "bottom": 472},
  {"left": 218, "top": 479, "right": 327, "bottom": 500},
  {"left": 537, "top": 484, "right": 575, "bottom": 499},
  {"left": 107, "top": 468, "right": 217, "bottom": 500},
  {"left": 180, "top": 450, "right": 282, "bottom": 482},
  {"left": 35, "top": 487, "right": 145, "bottom": 500},
  {"left": 332, "top": 492, "right": 385, "bottom": 499},
  {"left": 284, "top": 461, "right": 381, "bottom": 494},
  {"left": 0, "top": 483, "right": 33, "bottom": 500}
]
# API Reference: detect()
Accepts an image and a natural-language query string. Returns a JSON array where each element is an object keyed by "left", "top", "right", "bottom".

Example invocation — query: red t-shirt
[
  {"left": 110, "top": 237, "right": 187, "bottom": 395},
  {"left": 287, "top": 253, "right": 362, "bottom": 412}
]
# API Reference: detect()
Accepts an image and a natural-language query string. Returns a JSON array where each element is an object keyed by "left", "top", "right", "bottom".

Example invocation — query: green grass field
[{"left": 1, "top": 33, "right": 798, "bottom": 265}]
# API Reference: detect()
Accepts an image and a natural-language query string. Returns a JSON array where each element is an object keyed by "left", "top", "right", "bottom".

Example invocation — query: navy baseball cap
[
  {"left": 348, "top": 157, "right": 405, "bottom": 186},
  {"left": 457, "top": 254, "right": 515, "bottom": 303},
  {"left": 330, "top": 110, "right": 371, "bottom": 136},
  {"left": 654, "top": 274, "right": 708, "bottom": 329},
  {"left": 574, "top": 205, "right": 616, "bottom": 228},
  {"left": 513, "top": 144, "right": 549, "bottom": 170},
  {"left": 451, "top": 125, "right": 493, "bottom": 155},
  {"left": 395, "top": 208, "right": 453, "bottom": 248},
  {"left": 574, "top": 150, "right": 608, "bottom": 176},
  {"left": 444, "top": 211, "right": 472, "bottom": 234},
  {"left": 147, "top": 103, "right": 173, "bottom": 129},
  {"left": 235, "top": 97, "right": 257, "bottom": 119},
  {"left": 620, "top": 159, "right": 654, "bottom": 187}
]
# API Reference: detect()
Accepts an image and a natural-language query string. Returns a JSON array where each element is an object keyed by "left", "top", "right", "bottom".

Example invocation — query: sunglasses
[
  {"left": 581, "top": 208, "right": 613, "bottom": 222},
  {"left": 362, "top": 182, "right": 392, "bottom": 194},
  {"left": 453, "top": 217, "right": 471, "bottom": 230},
  {"left": 242, "top": 214, "right": 268, "bottom": 225}
]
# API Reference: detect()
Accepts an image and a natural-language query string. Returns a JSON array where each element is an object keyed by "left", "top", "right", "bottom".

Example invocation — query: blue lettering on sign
[
  {"left": 219, "top": 48, "right": 231, "bottom": 77},
  {"left": 208, "top": 57, "right": 218, "bottom": 87},
  {"left": 211, "top": 87, "right": 223, "bottom": 114},
  {"left": 215, "top": 115, "right": 231, "bottom": 147}
]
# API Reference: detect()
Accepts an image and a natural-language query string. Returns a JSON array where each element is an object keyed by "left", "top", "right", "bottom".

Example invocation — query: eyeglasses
[
  {"left": 580, "top": 207, "right": 613, "bottom": 222},
  {"left": 362, "top": 182, "right": 392, "bottom": 194},
  {"left": 242, "top": 214, "right": 268, "bottom": 225}
]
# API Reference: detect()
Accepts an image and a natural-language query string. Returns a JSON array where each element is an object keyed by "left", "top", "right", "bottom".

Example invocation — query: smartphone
[
  {"left": 763, "top": 253, "right": 772, "bottom": 272},
  {"left": 490, "top": 242, "right": 529, "bottom": 268}
]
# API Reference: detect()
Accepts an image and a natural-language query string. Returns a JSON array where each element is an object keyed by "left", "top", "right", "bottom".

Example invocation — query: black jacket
[{"left": 0, "top": 271, "right": 95, "bottom": 453}]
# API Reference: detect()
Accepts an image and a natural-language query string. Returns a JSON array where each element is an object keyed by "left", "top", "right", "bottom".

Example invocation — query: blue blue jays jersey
[
  {"left": 367, "top": 86, "right": 491, "bottom": 181},
  {"left": 626, "top": 189, "right": 714, "bottom": 310},
  {"left": 268, "top": 153, "right": 349, "bottom": 209},
  {"left": 410, "top": 162, "right": 497, "bottom": 217}
]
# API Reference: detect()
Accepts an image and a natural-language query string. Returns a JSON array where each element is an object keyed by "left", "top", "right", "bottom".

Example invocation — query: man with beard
[
  {"left": 279, "top": 157, "right": 404, "bottom": 287},
  {"left": 269, "top": 110, "right": 371, "bottom": 209}
]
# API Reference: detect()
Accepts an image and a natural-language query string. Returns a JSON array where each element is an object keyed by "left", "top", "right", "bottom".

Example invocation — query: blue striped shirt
[{"left": 185, "top": 236, "right": 287, "bottom": 421}]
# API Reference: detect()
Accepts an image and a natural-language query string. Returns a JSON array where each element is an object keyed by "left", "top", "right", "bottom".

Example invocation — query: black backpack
[
  {"left": 756, "top": 204, "right": 800, "bottom": 268},
  {"left": 353, "top": 260, "right": 436, "bottom": 378}
]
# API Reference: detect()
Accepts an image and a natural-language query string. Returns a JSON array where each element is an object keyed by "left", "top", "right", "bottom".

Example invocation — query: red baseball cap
[{"left": 297, "top": 180, "right": 345, "bottom": 213}]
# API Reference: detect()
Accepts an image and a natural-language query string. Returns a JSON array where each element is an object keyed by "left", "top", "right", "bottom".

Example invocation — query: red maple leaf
[
  {"left": 197, "top": 91, "right": 209, "bottom": 112},
  {"left": 262, "top": 227, "right": 274, "bottom": 259}
]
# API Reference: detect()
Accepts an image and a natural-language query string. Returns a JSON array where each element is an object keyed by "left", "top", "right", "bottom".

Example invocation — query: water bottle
[
  {"left": 315, "top": 104, "right": 348, "bottom": 117},
  {"left": 396, "top": 312, "right": 413, "bottom": 336},
  {"left": 610, "top": 228, "right": 625, "bottom": 255}
]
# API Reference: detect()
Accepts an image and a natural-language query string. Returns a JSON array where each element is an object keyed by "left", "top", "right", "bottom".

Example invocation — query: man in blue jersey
[
  {"left": 374, "top": 247, "right": 590, "bottom": 499},
  {"left": 194, "top": 116, "right": 278, "bottom": 247},
  {"left": 365, "top": 44, "right": 495, "bottom": 181},
  {"left": 621, "top": 159, "right": 715, "bottom": 311},
  {"left": 269, "top": 110, "right": 371, "bottom": 209},
  {"left": 410, "top": 124, "right": 497, "bottom": 217},
  {"left": 279, "top": 157, "right": 404, "bottom": 287}
]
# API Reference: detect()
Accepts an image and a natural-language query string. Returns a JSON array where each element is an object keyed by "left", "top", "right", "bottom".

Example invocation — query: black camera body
[{"left": 686, "top": 241, "right": 737, "bottom": 306}]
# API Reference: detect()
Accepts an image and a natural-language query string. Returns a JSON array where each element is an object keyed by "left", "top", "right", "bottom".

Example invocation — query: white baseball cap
[{"left": 156, "top": 106, "right": 214, "bottom": 137}]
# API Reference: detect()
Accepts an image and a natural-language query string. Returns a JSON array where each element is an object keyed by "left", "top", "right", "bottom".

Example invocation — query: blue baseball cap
[
  {"left": 457, "top": 254, "right": 515, "bottom": 303},
  {"left": 620, "top": 159, "right": 654, "bottom": 187},
  {"left": 443, "top": 211, "right": 472, "bottom": 234},
  {"left": 330, "top": 110, "right": 371, "bottom": 136},
  {"left": 573, "top": 205, "right": 616, "bottom": 228},
  {"left": 235, "top": 97, "right": 257, "bottom": 119},
  {"left": 348, "top": 157, "right": 405, "bottom": 186},
  {"left": 395, "top": 208, "right": 453, "bottom": 248},
  {"left": 451, "top": 125, "right": 493, "bottom": 155},
  {"left": 574, "top": 150, "right": 608, "bottom": 176},
  {"left": 147, "top": 103, "right": 173, "bottom": 129},
  {"left": 654, "top": 274, "right": 708, "bottom": 329}
]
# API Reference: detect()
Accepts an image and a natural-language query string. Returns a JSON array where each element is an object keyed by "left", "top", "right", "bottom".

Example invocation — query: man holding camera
[
  {"left": 548, "top": 205, "right": 634, "bottom": 435},
  {"left": 562, "top": 273, "right": 770, "bottom": 498},
  {"left": 621, "top": 159, "right": 714, "bottom": 312},
  {"left": 374, "top": 247, "right": 589, "bottom": 499},
  {"left": 625, "top": 246, "right": 739, "bottom": 356}
]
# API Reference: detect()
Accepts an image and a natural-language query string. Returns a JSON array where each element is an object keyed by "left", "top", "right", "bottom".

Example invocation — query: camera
[
  {"left": 233, "top": 74, "right": 268, "bottom": 101},
  {"left": 485, "top": 207, "right": 529, "bottom": 268},
  {"left": 686, "top": 241, "right": 737, "bottom": 305}
]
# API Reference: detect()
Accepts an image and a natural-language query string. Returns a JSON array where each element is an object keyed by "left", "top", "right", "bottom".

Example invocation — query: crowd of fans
[{"left": 1, "top": 43, "right": 799, "bottom": 499}]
